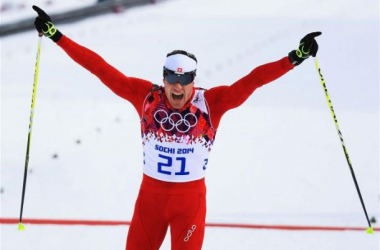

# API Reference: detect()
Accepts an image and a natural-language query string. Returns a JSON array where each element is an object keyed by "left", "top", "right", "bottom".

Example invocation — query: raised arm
[
  {"left": 205, "top": 32, "right": 321, "bottom": 129},
  {"left": 56, "top": 36, "right": 152, "bottom": 112},
  {"left": 204, "top": 57, "right": 294, "bottom": 128},
  {"left": 32, "top": 5, "right": 152, "bottom": 115}
]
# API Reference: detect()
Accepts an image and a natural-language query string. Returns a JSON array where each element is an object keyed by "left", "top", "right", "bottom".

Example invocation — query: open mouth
[{"left": 172, "top": 93, "right": 184, "bottom": 100}]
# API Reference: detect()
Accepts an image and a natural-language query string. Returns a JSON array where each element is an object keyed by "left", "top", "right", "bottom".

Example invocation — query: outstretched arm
[
  {"left": 205, "top": 57, "right": 294, "bottom": 128},
  {"left": 205, "top": 32, "right": 322, "bottom": 129},
  {"left": 57, "top": 36, "right": 152, "bottom": 112},
  {"left": 32, "top": 5, "right": 152, "bottom": 115}
]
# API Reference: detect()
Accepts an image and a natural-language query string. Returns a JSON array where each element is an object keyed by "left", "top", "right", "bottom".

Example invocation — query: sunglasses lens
[
  {"left": 165, "top": 74, "right": 179, "bottom": 84},
  {"left": 165, "top": 73, "right": 194, "bottom": 85},
  {"left": 179, "top": 74, "right": 193, "bottom": 85}
]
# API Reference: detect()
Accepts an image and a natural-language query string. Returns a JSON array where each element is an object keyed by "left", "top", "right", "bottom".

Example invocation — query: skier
[{"left": 33, "top": 5, "right": 321, "bottom": 250}]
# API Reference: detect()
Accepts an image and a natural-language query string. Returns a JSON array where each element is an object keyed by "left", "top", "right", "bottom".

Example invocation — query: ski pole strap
[
  {"left": 296, "top": 42, "right": 311, "bottom": 59},
  {"left": 42, "top": 21, "right": 57, "bottom": 38},
  {"left": 42, "top": 22, "right": 62, "bottom": 42}
]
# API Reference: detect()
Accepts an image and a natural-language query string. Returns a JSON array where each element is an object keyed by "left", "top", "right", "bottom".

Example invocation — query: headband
[{"left": 164, "top": 54, "right": 197, "bottom": 74}]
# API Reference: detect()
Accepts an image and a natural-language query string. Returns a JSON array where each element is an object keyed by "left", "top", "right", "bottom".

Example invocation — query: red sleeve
[
  {"left": 57, "top": 35, "right": 152, "bottom": 117},
  {"left": 204, "top": 56, "right": 294, "bottom": 129}
]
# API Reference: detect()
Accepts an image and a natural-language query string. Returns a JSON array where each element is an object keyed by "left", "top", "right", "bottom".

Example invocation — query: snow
[{"left": 1, "top": 0, "right": 379, "bottom": 249}]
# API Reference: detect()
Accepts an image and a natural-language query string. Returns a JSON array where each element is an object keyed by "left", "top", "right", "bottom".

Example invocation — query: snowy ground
[{"left": 1, "top": 0, "right": 379, "bottom": 249}]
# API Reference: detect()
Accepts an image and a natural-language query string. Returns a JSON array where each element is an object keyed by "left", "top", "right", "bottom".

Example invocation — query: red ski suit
[{"left": 57, "top": 36, "right": 294, "bottom": 250}]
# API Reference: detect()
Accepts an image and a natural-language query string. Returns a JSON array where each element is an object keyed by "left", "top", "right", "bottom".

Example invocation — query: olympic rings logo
[{"left": 154, "top": 109, "right": 198, "bottom": 133}]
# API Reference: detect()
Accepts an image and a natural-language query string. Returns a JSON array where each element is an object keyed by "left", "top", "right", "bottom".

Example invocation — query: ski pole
[
  {"left": 18, "top": 34, "right": 43, "bottom": 231},
  {"left": 313, "top": 57, "right": 374, "bottom": 235}
]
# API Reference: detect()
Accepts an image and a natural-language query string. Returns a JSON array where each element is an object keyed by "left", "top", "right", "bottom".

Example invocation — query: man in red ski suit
[{"left": 33, "top": 5, "right": 321, "bottom": 250}]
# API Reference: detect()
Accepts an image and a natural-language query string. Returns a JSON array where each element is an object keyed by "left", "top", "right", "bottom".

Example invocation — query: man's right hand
[{"left": 32, "top": 5, "right": 62, "bottom": 42}]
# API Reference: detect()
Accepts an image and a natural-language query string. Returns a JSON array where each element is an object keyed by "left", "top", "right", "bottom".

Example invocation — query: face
[{"left": 163, "top": 79, "right": 194, "bottom": 109}]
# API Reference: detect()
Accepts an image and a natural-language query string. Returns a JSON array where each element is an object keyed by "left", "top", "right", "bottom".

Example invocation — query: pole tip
[
  {"left": 366, "top": 227, "right": 374, "bottom": 235},
  {"left": 18, "top": 222, "right": 25, "bottom": 231}
]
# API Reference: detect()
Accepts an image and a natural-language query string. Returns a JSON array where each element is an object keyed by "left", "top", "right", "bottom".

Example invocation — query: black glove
[
  {"left": 288, "top": 32, "right": 322, "bottom": 66},
  {"left": 32, "top": 5, "right": 62, "bottom": 42}
]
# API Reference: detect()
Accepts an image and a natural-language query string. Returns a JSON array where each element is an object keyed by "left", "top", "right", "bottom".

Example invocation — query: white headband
[{"left": 164, "top": 54, "right": 197, "bottom": 74}]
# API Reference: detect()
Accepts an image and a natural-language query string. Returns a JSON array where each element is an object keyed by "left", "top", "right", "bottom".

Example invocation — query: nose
[{"left": 172, "top": 82, "right": 183, "bottom": 89}]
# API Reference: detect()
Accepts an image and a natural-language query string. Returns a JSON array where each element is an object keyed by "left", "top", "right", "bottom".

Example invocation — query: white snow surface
[{"left": 1, "top": 0, "right": 379, "bottom": 249}]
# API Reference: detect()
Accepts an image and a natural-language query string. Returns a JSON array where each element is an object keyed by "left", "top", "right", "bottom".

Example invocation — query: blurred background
[{"left": 1, "top": 0, "right": 379, "bottom": 249}]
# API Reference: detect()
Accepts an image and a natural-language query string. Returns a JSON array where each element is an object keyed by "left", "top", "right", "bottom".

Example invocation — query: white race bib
[{"left": 140, "top": 87, "right": 215, "bottom": 182}]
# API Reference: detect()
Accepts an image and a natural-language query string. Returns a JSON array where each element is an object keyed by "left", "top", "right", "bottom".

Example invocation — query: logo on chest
[{"left": 154, "top": 109, "right": 198, "bottom": 133}]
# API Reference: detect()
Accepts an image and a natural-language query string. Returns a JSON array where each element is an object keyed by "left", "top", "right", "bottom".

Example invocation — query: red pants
[{"left": 126, "top": 174, "right": 206, "bottom": 250}]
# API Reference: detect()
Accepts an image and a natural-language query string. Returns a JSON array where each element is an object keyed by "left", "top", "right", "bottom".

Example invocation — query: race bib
[{"left": 140, "top": 87, "right": 215, "bottom": 182}]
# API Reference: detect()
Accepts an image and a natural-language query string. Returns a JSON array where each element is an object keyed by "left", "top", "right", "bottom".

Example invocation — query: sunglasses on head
[{"left": 163, "top": 68, "right": 196, "bottom": 86}]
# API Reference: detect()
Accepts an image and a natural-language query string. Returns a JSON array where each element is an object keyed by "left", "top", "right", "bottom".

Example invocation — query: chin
[
  {"left": 172, "top": 104, "right": 183, "bottom": 109},
  {"left": 170, "top": 100, "right": 184, "bottom": 109}
]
